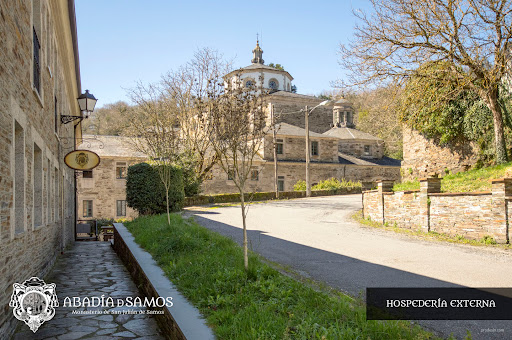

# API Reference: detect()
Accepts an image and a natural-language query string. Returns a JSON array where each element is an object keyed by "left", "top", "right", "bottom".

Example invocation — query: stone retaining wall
[
  {"left": 113, "top": 223, "right": 215, "bottom": 340},
  {"left": 363, "top": 178, "right": 512, "bottom": 243}
]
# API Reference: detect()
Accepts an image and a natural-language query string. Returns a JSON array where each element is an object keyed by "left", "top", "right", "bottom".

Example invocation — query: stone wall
[
  {"left": 363, "top": 178, "right": 511, "bottom": 243},
  {"left": 0, "top": 1, "right": 80, "bottom": 338},
  {"left": 77, "top": 157, "right": 145, "bottom": 220},
  {"left": 338, "top": 140, "right": 384, "bottom": 159},
  {"left": 401, "top": 127, "right": 479, "bottom": 180},
  {"left": 262, "top": 135, "right": 338, "bottom": 162},
  {"left": 201, "top": 161, "right": 401, "bottom": 194}
]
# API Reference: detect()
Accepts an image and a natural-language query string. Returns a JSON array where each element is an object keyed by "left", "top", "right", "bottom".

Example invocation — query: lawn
[
  {"left": 394, "top": 162, "right": 512, "bottom": 193},
  {"left": 126, "top": 214, "right": 437, "bottom": 339}
]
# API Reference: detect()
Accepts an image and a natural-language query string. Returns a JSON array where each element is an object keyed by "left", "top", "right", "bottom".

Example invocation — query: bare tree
[
  {"left": 340, "top": 0, "right": 512, "bottom": 163},
  {"left": 126, "top": 82, "right": 182, "bottom": 224},
  {"left": 203, "top": 76, "right": 269, "bottom": 270},
  {"left": 82, "top": 101, "right": 132, "bottom": 136},
  {"left": 161, "top": 48, "right": 233, "bottom": 182}
]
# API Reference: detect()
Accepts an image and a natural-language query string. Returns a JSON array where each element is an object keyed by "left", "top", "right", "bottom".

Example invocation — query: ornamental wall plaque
[{"left": 64, "top": 150, "right": 100, "bottom": 170}]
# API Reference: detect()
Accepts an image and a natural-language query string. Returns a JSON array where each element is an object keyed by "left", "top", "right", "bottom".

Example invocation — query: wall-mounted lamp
[{"left": 61, "top": 90, "right": 97, "bottom": 124}]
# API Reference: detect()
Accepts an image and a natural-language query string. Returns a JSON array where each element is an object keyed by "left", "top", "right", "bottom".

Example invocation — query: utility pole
[
  {"left": 305, "top": 105, "right": 311, "bottom": 197},
  {"left": 270, "top": 104, "right": 279, "bottom": 199}
]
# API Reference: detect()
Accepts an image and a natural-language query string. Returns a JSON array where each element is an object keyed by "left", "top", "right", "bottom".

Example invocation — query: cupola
[{"left": 332, "top": 97, "right": 355, "bottom": 128}]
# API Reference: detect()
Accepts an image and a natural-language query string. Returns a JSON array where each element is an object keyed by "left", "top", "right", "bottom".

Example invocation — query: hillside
[{"left": 394, "top": 162, "right": 512, "bottom": 193}]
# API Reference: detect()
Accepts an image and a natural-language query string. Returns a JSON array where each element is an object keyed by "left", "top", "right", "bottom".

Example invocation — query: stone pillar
[
  {"left": 419, "top": 175, "right": 441, "bottom": 232},
  {"left": 361, "top": 181, "right": 375, "bottom": 219},
  {"left": 377, "top": 180, "right": 394, "bottom": 224},
  {"left": 491, "top": 178, "right": 512, "bottom": 243}
]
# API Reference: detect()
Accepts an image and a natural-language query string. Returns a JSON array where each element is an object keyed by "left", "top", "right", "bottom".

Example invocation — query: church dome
[{"left": 223, "top": 41, "right": 294, "bottom": 92}]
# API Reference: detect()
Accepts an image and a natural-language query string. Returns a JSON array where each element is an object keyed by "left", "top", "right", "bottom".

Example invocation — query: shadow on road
[{"left": 191, "top": 213, "right": 512, "bottom": 340}]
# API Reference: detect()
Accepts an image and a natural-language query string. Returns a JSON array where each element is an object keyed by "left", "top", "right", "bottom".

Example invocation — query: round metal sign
[{"left": 64, "top": 150, "right": 100, "bottom": 170}]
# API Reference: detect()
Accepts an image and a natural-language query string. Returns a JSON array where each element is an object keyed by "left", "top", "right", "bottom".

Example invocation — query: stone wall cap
[
  {"left": 490, "top": 178, "right": 512, "bottom": 183},
  {"left": 113, "top": 223, "right": 215, "bottom": 340},
  {"left": 419, "top": 176, "right": 442, "bottom": 182},
  {"left": 429, "top": 191, "right": 491, "bottom": 197}
]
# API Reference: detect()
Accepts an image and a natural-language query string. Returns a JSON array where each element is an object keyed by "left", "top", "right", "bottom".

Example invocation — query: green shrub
[
  {"left": 313, "top": 177, "right": 361, "bottom": 190},
  {"left": 294, "top": 178, "right": 361, "bottom": 191},
  {"left": 294, "top": 180, "right": 306, "bottom": 191},
  {"left": 126, "top": 163, "right": 185, "bottom": 215}
]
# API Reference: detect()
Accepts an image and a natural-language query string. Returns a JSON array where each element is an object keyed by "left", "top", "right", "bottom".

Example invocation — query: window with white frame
[
  {"left": 83, "top": 200, "right": 93, "bottom": 218},
  {"left": 116, "top": 200, "right": 126, "bottom": 217}
]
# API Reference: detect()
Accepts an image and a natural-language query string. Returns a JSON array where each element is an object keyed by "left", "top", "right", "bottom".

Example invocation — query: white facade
[{"left": 224, "top": 41, "right": 294, "bottom": 92}]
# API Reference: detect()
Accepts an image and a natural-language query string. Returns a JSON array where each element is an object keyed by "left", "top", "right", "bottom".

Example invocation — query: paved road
[{"left": 186, "top": 194, "right": 512, "bottom": 340}]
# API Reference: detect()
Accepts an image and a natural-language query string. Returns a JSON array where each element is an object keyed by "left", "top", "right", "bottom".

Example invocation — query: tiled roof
[{"left": 79, "top": 135, "right": 147, "bottom": 158}]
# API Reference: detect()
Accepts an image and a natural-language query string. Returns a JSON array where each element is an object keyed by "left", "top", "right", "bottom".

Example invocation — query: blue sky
[{"left": 76, "top": 0, "right": 371, "bottom": 108}]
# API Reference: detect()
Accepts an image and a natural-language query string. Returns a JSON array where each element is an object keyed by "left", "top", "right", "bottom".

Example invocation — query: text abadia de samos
[{"left": 62, "top": 296, "right": 173, "bottom": 308}]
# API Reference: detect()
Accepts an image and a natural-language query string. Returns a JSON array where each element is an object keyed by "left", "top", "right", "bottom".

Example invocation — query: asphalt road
[{"left": 185, "top": 194, "right": 512, "bottom": 339}]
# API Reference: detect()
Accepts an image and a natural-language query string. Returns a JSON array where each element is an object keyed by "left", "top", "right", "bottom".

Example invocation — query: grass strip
[
  {"left": 126, "top": 213, "right": 438, "bottom": 339},
  {"left": 395, "top": 162, "right": 512, "bottom": 193}
]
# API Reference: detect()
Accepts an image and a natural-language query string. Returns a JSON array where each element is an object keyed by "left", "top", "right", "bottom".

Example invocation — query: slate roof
[
  {"left": 323, "top": 127, "right": 383, "bottom": 141},
  {"left": 80, "top": 135, "right": 147, "bottom": 158},
  {"left": 269, "top": 91, "right": 323, "bottom": 101},
  {"left": 269, "top": 123, "right": 328, "bottom": 138},
  {"left": 337, "top": 152, "right": 401, "bottom": 167}
]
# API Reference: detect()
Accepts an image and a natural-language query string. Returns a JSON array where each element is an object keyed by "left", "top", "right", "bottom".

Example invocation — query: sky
[{"left": 75, "top": 0, "right": 371, "bottom": 108}]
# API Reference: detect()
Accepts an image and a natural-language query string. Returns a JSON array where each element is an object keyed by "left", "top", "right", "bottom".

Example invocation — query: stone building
[
  {"left": 201, "top": 42, "right": 401, "bottom": 194},
  {"left": 0, "top": 1, "right": 83, "bottom": 337},
  {"left": 77, "top": 136, "right": 146, "bottom": 221},
  {"left": 75, "top": 42, "right": 401, "bottom": 216}
]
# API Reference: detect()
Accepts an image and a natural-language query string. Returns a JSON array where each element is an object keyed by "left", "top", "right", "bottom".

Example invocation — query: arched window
[
  {"left": 268, "top": 78, "right": 279, "bottom": 90},
  {"left": 245, "top": 79, "right": 255, "bottom": 88}
]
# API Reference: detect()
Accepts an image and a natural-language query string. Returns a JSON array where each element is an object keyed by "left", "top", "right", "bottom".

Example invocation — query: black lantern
[{"left": 61, "top": 90, "right": 97, "bottom": 124}]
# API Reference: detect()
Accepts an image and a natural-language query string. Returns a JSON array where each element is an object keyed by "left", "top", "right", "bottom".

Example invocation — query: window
[
  {"left": 54, "top": 167, "right": 59, "bottom": 222},
  {"left": 116, "top": 163, "right": 127, "bottom": 179},
  {"left": 364, "top": 145, "right": 371, "bottom": 155},
  {"left": 33, "top": 143, "right": 42, "bottom": 227},
  {"left": 32, "top": 0, "right": 42, "bottom": 95},
  {"left": 33, "top": 28, "right": 41, "bottom": 93},
  {"left": 268, "top": 79, "right": 279, "bottom": 90},
  {"left": 250, "top": 169, "right": 259, "bottom": 181},
  {"left": 346, "top": 112, "right": 353, "bottom": 125},
  {"left": 82, "top": 170, "right": 93, "bottom": 179},
  {"left": 116, "top": 200, "right": 126, "bottom": 217},
  {"left": 228, "top": 168, "right": 234, "bottom": 181},
  {"left": 311, "top": 141, "right": 319, "bottom": 156},
  {"left": 277, "top": 176, "right": 285, "bottom": 192},
  {"left": 276, "top": 139, "right": 283, "bottom": 155},
  {"left": 14, "top": 121, "right": 25, "bottom": 234},
  {"left": 46, "top": 158, "right": 51, "bottom": 223},
  {"left": 83, "top": 200, "right": 93, "bottom": 218},
  {"left": 245, "top": 79, "right": 254, "bottom": 88},
  {"left": 54, "top": 97, "right": 58, "bottom": 133}
]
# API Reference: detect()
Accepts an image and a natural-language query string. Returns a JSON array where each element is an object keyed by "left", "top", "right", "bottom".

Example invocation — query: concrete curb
[{"left": 113, "top": 223, "right": 215, "bottom": 340}]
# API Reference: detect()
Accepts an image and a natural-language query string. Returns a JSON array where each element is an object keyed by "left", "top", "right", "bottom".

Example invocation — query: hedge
[
  {"left": 183, "top": 186, "right": 361, "bottom": 206},
  {"left": 126, "top": 162, "right": 185, "bottom": 215}
]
